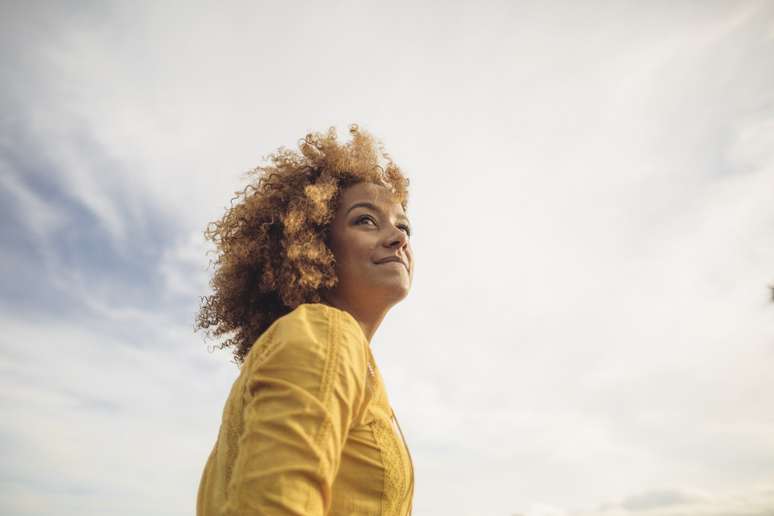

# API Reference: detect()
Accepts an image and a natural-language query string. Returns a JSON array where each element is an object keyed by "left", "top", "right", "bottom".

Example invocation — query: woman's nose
[{"left": 385, "top": 226, "right": 408, "bottom": 249}]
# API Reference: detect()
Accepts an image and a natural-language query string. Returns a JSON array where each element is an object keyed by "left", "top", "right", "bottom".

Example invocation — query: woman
[{"left": 196, "top": 125, "right": 415, "bottom": 516}]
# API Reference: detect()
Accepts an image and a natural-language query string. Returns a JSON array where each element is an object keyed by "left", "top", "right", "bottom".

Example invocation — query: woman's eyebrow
[
  {"left": 346, "top": 202, "right": 410, "bottom": 224},
  {"left": 345, "top": 201, "right": 380, "bottom": 216}
]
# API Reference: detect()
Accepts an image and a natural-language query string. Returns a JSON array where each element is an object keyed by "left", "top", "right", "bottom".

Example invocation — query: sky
[{"left": 1, "top": 1, "right": 773, "bottom": 515}]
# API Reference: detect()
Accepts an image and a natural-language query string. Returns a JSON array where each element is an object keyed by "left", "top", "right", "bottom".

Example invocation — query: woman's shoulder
[
  {"left": 276, "top": 303, "right": 365, "bottom": 341},
  {"left": 244, "top": 303, "right": 367, "bottom": 368}
]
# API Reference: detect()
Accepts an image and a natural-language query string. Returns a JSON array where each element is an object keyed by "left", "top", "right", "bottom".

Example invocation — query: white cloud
[
  {"left": 0, "top": 167, "right": 65, "bottom": 244},
  {"left": 578, "top": 485, "right": 774, "bottom": 516},
  {"left": 0, "top": 313, "right": 236, "bottom": 516},
  {"left": 158, "top": 230, "right": 211, "bottom": 301}
]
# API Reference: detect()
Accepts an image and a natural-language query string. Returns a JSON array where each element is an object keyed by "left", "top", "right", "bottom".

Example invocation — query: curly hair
[{"left": 196, "top": 125, "right": 409, "bottom": 363}]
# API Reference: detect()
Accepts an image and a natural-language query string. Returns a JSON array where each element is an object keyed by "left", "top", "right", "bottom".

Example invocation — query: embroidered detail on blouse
[{"left": 371, "top": 415, "right": 411, "bottom": 515}]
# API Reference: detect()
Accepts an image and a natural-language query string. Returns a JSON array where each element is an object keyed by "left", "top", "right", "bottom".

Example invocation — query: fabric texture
[{"left": 197, "top": 303, "right": 413, "bottom": 516}]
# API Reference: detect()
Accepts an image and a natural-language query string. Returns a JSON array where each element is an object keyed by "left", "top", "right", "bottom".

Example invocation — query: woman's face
[{"left": 326, "top": 182, "right": 413, "bottom": 313}]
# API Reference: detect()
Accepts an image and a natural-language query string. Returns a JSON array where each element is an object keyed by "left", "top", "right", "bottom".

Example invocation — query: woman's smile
[{"left": 375, "top": 256, "right": 409, "bottom": 272}]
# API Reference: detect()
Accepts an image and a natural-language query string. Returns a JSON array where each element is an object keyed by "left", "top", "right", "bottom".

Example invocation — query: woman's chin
[{"left": 376, "top": 282, "right": 411, "bottom": 307}]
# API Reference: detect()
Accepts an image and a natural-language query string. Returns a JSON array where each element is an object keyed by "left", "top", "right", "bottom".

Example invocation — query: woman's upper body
[
  {"left": 195, "top": 126, "right": 415, "bottom": 515},
  {"left": 196, "top": 303, "right": 413, "bottom": 516}
]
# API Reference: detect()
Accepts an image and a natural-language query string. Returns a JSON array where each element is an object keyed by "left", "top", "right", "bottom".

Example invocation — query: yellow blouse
[{"left": 197, "top": 303, "right": 414, "bottom": 516}]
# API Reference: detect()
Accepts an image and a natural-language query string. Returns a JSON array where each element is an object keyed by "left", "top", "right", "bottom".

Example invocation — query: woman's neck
[{"left": 321, "top": 296, "right": 388, "bottom": 343}]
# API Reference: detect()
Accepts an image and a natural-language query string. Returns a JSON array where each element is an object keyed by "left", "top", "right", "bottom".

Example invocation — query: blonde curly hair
[{"left": 196, "top": 125, "right": 409, "bottom": 363}]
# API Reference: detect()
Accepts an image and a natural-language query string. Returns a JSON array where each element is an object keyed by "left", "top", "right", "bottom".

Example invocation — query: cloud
[
  {"left": 0, "top": 103, "right": 206, "bottom": 326},
  {"left": 618, "top": 489, "right": 703, "bottom": 512},
  {"left": 583, "top": 485, "right": 774, "bottom": 516},
  {"left": 0, "top": 308, "right": 237, "bottom": 516}
]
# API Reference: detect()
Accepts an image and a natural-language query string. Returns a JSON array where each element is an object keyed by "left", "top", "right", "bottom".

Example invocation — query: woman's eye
[
  {"left": 355, "top": 215, "right": 376, "bottom": 226},
  {"left": 398, "top": 225, "right": 412, "bottom": 237}
]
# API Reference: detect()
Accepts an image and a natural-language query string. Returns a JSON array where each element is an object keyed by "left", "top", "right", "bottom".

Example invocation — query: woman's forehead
[{"left": 339, "top": 182, "right": 405, "bottom": 214}]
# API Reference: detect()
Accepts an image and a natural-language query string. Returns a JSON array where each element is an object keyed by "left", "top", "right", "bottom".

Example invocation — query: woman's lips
[{"left": 375, "top": 256, "right": 408, "bottom": 272}]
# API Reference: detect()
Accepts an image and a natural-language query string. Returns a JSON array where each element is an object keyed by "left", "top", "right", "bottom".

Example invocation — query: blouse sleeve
[{"left": 223, "top": 306, "right": 368, "bottom": 516}]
